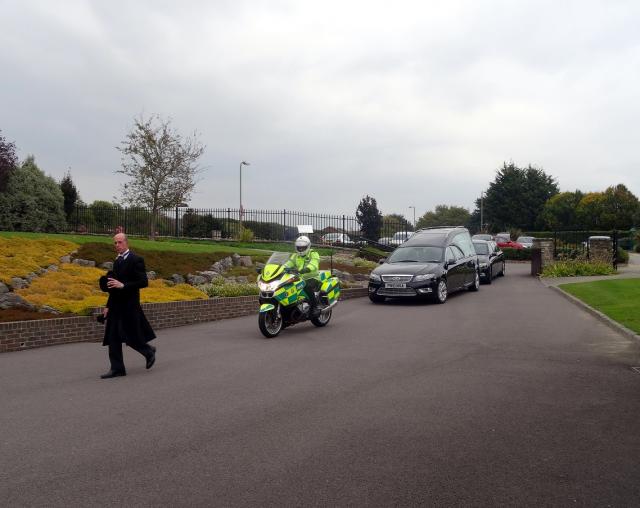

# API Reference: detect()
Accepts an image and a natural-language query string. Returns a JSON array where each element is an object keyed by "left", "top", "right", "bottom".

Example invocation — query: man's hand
[
  {"left": 102, "top": 307, "right": 109, "bottom": 318},
  {"left": 107, "top": 278, "right": 124, "bottom": 289}
]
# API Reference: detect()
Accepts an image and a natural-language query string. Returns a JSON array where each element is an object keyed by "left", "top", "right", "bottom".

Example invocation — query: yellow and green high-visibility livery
[{"left": 256, "top": 251, "right": 341, "bottom": 338}]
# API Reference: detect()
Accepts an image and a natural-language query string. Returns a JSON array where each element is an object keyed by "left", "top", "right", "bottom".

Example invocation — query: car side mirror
[
  {"left": 255, "top": 267, "right": 261, "bottom": 274},
  {"left": 446, "top": 258, "right": 455, "bottom": 267},
  {"left": 489, "top": 252, "right": 496, "bottom": 258},
  {"left": 378, "top": 258, "right": 386, "bottom": 264}
]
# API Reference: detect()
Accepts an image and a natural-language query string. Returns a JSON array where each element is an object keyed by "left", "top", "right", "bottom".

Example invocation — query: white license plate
[{"left": 385, "top": 282, "right": 406, "bottom": 288}]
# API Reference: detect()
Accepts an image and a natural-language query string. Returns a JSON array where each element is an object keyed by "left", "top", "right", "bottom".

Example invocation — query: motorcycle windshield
[{"left": 266, "top": 252, "right": 292, "bottom": 266}]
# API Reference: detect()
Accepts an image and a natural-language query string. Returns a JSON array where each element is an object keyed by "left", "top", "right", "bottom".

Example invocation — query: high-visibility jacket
[{"left": 286, "top": 250, "right": 320, "bottom": 274}]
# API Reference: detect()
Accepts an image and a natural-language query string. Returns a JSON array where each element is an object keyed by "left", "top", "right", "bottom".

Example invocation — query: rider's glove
[{"left": 300, "top": 267, "right": 310, "bottom": 274}]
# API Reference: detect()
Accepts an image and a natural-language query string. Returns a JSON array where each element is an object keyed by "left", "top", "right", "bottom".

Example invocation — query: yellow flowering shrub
[
  {"left": 0, "top": 237, "right": 78, "bottom": 284},
  {"left": 140, "top": 280, "right": 208, "bottom": 304},
  {"left": 17, "top": 265, "right": 207, "bottom": 315}
]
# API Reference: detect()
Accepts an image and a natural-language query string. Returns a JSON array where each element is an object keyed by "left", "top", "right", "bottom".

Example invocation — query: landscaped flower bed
[
  {"left": 16, "top": 264, "right": 206, "bottom": 315},
  {"left": 0, "top": 237, "right": 78, "bottom": 283}
]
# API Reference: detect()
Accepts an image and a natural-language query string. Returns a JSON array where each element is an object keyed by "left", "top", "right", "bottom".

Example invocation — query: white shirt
[{"left": 117, "top": 249, "right": 130, "bottom": 261}]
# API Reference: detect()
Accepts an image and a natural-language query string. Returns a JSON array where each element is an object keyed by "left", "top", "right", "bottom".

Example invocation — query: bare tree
[{"left": 117, "top": 114, "right": 205, "bottom": 239}]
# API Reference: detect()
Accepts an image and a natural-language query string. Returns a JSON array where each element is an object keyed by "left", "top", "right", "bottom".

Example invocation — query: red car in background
[{"left": 495, "top": 233, "right": 524, "bottom": 250}]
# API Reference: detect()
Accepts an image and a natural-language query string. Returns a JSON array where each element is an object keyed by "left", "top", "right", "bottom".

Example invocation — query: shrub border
[{"left": 0, "top": 287, "right": 368, "bottom": 353}]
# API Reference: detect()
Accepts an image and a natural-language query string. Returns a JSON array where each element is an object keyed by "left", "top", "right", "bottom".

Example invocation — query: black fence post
[
  {"left": 613, "top": 230, "right": 618, "bottom": 270},
  {"left": 75, "top": 204, "right": 79, "bottom": 232},
  {"left": 226, "top": 208, "right": 231, "bottom": 239},
  {"left": 282, "top": 209, "right": 286, "bottom": 241},
  {"left": 175, "top": 206, "right": 179, "bottom": 238},
  {"left": 342, "top": 215, "right": 346, "bottom": 235}
]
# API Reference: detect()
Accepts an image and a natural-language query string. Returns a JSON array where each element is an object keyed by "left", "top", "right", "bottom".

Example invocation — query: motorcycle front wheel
[
  {"left": 259, "top": 309, "right": 283, "bottom": 338},
  {"left": 311, "top": 308, "right": 332, "bottom": 327}
]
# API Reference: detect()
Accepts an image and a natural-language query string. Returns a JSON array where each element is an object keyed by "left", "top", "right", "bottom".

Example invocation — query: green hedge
[{"left": 501, "top": 247, "right": 532, "bottom": 260}]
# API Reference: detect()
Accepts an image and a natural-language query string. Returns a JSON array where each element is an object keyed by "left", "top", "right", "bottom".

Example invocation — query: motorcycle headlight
[
  {"left": 413, "top": 274, "right": 435, "bottom": 282},
  {"left": 369, "top": 273, "right": 381, "bottom": 282},
  {"left": 259, "top": 281, "right": 272, "bottom": 292}
]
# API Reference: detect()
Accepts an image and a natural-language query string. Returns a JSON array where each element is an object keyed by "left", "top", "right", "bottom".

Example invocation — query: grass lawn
[{"left": 559, "top": 278, "right": 640, "bottom": 334}]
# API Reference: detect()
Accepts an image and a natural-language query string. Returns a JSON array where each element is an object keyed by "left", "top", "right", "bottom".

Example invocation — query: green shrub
[
  {"left": 239, "top": 227, "right": 254, "bottom": 242},
  {"left": 541, "top": 260, "right": 615, "bottom": 277},
  {"left": 616, "top": 246, "right": 629, "bottom": 264},
  {"left": 501, "top": 247, "right": 532, "bottom": 260},
  {"left": 353, "top": 257, "right": 378, "bottom": 269},
  {"left": 199, "top": 282, "right": 259, "bottom": 297}
]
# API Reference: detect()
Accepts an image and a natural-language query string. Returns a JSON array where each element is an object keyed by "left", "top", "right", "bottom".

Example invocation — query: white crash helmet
[{"left": 295, "top": 235, "right": 311, "bottom": 256}]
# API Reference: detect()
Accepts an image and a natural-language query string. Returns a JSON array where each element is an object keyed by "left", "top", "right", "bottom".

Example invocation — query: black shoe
[
  {"left": 146, "top": 347, "right": 156, "bottom": 370},
  {"left": 100, "top": 370, "right": 126, "bottom": 379}
]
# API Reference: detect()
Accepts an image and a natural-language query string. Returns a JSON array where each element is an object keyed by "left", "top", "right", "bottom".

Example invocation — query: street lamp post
[
  {"left": 409, "top": 206, "right": 416, "bottom": 230},
  {"left": 480, "top": 191, "right": 484, "bottom": 233},
  {"left": 239, "top": 161, "right": 250, "bottom": 236}
]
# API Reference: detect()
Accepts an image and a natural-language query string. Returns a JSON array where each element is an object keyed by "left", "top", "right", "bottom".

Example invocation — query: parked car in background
[
  {"left": 473, "top": 240, "right": 505, "bottom": 283},
  {"left": 516, "top": 236, "right": 534, "bottom": 249},
  {"left": 368, "top": 226, "right": 480, "bottom": 304},
  {"left": 495, "top": 233, "right": 523, "bottom": 250},
  {"left": 472, "top": 234, "right": 493, "bottom": 241},
  {"left": 321, "top": 233, "right": 355, "bottom": 246},
  {"left": 377, "top": 237, "right": 393, "bottom": 246},
  {"left": 389, "top": 231, "right": 414, "bottom": 246}
]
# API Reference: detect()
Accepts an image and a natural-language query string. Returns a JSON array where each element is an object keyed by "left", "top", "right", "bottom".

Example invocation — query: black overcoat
[{"left": 102, "top": 251, "right": 156, "bottom": 346}]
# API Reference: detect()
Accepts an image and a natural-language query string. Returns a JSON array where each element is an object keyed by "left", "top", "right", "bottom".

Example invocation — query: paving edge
[{"left": 549, "top": 285, "right": 640, "bottom": 343}]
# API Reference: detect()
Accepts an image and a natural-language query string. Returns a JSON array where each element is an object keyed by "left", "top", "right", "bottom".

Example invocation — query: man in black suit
[{"left": 99, "top": 233, "right": 156, "bottom": 379}]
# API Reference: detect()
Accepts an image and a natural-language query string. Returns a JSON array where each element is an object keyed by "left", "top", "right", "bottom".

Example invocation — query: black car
[
  {"left": 368, "top": 227, "right": 480, "bottom": 304},
  {"left": 472, "top": 240, "right": 505, "bottom": 284}
]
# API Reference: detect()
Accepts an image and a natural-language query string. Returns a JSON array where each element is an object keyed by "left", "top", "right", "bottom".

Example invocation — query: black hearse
[{"left": 368, "top": 226, "right": 480, "bottom": 304}]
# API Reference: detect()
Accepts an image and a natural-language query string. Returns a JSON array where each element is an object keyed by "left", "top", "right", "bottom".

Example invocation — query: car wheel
[
  {"left": 468, "top": 270, "right": 480, "bottom": 291},
  {"left": 432, "top": 279, "right": 448, "bottom": 304},
  {"left": 485, "top": 268, "right": 492, "bottom": 284},
  {"left": 369, "top": 294, "right": 386, "bottom": 304},
  {"left": 498, "top": 262, "right": 505, "bottom": 277}
]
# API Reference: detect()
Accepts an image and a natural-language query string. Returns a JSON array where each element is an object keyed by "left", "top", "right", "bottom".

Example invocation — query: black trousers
[{"left": 108, "top": 338, "right": 153, "bottom": 373}]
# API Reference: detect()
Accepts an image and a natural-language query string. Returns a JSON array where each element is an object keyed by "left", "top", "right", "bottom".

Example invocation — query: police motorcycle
[{"left": 256, "top": 237, "right": 340, "bottom": 338}]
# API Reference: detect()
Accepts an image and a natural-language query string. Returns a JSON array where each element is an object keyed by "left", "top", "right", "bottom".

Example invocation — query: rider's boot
[{"left": 308, "top": 292, "right": 321, "bottom": 318}]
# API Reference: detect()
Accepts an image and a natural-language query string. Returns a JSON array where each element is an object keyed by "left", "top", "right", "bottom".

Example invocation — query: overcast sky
[{"left": 2, "top": 0, "right": 639, "bottom": 218}]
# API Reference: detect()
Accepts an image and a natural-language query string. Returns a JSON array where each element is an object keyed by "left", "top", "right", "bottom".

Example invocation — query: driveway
[{"left": 1, "top": 264, "right": 640, "bottom": 506}]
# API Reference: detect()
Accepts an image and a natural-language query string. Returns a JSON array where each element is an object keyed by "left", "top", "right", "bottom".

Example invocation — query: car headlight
[
  {"left": 369, "top": 273, "right": 381, "bottom": 282},
  {"left": 413, "top": 274, "right": 435, "bottom": 282}
]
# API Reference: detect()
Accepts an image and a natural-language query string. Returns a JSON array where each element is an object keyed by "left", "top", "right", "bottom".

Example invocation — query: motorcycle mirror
[{"left": 255, "top": 267, "right": 261, "bottom": 273}]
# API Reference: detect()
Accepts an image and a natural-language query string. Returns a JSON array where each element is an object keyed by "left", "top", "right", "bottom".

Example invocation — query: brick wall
[{"left": 0, "top": 288, "right": 368, "bottom": 353}]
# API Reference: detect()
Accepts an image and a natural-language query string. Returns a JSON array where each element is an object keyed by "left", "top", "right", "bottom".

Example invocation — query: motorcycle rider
[{"left": 286, "top": 235, "right": 321, "bottom": 317}]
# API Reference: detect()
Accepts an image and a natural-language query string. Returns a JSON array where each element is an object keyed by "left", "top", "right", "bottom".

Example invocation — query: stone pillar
[
  {"left": 588, "top": 236, "right": 612, "bottom": 264},
  {"left": 532, "top": 238, "right": 554, "bottom": 271}
]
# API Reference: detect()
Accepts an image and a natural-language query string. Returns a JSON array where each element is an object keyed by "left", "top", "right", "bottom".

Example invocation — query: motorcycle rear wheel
[
  {"left": 259, "top": 310, "right": 283, "bottom": 338},
  {"left": 311, "top": 308, "right": 332, "bottom": 327}
]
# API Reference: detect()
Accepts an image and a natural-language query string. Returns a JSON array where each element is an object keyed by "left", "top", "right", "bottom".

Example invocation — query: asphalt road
[{"left": 2, "top": 264, "right": 640, "bottom": 507}]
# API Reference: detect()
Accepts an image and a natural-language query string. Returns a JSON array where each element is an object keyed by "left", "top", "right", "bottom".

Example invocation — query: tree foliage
[
  {"left": 477, "top": 162, "right": 559, "bottom": 232},
  {"left": 0, "top": 130, "right": 18, "bottom": 193},
  {"left": 382, "top": 213, "right": 413, "bottom": 236},
  {"left": 59, "top": 171, "right": 80, "bottom": 221},
  {"left": 416, "top": 205, "right": 471, "bottom": 229},
  {"left": 599, "top": 184, "right": 639, "bottom": 230},
  {"left": 538, "top": 191, "right": 584, "bottom": 230},
  {"left": 117, "top": 114, "right": 205, "bottom": 238},
  {"left": 0, "top": 156, "right": 66, "bottom": 232},
  {"left": 356, "top": 195, "right": 383, "bottom": 240}
]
